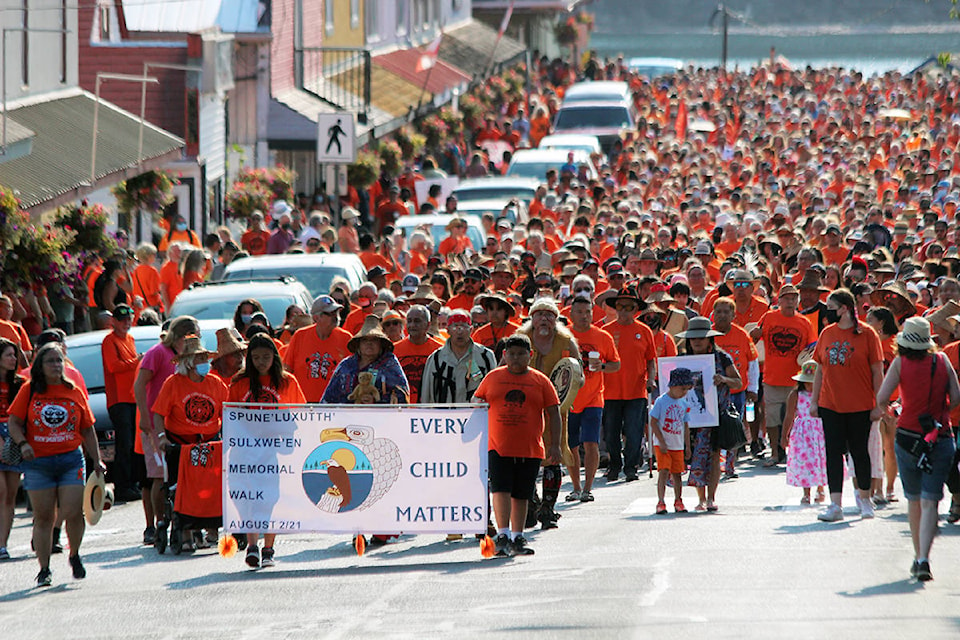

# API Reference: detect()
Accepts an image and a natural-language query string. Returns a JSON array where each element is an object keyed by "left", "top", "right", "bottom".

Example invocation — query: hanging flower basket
[
  {"left": 555, "top": 18, "right": 579, "bottom": 46},
  {"left": 1, "top": 222, "right": 79, "bottom": 295},
  {"left": 225, "top": 165, "right": 299, "bottom": 219},
  {"left": 460, "top": 94, "right": 485, "bottom": 130},
  {"left": 53, "top": 202, "right": 117, "bottom": 258},
  {"left": 420, "top": 114, "right": 450, "bottom": 151},
  {"left": 347, "top": 150, "right": 382, "bottom": 189},
  {"left": 378, "top": 139, "right": 404, "bottom": 178},
  {"left": 0, "top": 185, "right": 27, "bottom": 249},
  {"left": 438, "top": 107, "right": 464, "bottom": 137},
  {"left": 393, "top": 126, "right": 426, "bottom": 161},
  {"left": 111, "top": 170, "right": 177, "bottom": 226}
]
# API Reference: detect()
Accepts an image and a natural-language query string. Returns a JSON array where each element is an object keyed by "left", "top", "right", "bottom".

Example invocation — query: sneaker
[
  {"left": 565, "top": 490, "right": 581, "bottom": 502},
  {"left": 910, "top": 560, "right": 920, "bottom": 578},
  {"left": 916, "top": 560, "right": 933, "bottom": 582},
  {"left": 69, "top": 554, "right": 86, "bottom": 579},
  {"left": 493, "top": 533, "right": 511, "bottom": 557},
  {"left": 859, "top": 498, "right": 875, "bottom": 519},
  {"left": 624, "top": 473, "right": 639, "bottom": 482},
  {"left": 818, "top": 503, "right": 844, "bottom": 522},
  {"left": 143, "top": 526, "right": 156, "bottom": 546},
  {"left": 36, "top": 567, "right": 52, "bottom": 587},
  {"left": 655, "top": 501, "right": 668, "bottom": 515},
  {"left": 260, "top": 547, "right": 275, "bottom": 568},
  {"left": 674, "top": 498, "right": 687, "bottom": 513},
  {"left": 510, "top": 535, "right": 535, "bottom": 556},
  {"left": 0, "top": 547, "right": 9, "bottom": 560},
  {"left": 580, "top": 491, "right": 594, "bottom": 503},
  {"left": 245, "top": 545, "right": 260, "bottom": 568},
  {"left": 605, "top": 470, "right": 620, "bottom": 482}
]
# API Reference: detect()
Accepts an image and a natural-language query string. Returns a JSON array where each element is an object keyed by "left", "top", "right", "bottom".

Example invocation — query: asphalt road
[{"left": 1, "top": 457, "right": 959, "bottom": 639}]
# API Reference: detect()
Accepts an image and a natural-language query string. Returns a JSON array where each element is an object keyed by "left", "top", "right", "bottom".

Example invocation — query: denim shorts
[
  {"left": 895, "top": 436, "right": 956, "bottom": 502},
  {"left": 22, "top": 448, "right": 86, "bottom": 491},
  {"left": 568, "top": 407, "right": 603, "bottom": 446}
]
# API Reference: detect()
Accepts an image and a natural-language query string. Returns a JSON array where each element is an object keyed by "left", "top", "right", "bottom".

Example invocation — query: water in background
[{"left": 589, "top": 0, "right": 960, "bottom": 74}]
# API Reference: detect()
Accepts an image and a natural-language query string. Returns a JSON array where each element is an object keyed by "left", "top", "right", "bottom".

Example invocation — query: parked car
[
  {"left": 394, "top": 213, "right": 486, "bottom": 252},
  {"left": 65, "top": 319, "right": 232, "bottom": 478},
  {"left": 627, "top": 56, "right": 684, "bottom": 79},
  {"left": 220, "top": 253, "right": 366, "bottom": 298},
  {"left": 169, "top": 279, "right": 314, "bottom": 328},
  {"left": 505, "top": 148, "right": 599, "bottom": 182},
  {"left": 561, "top": 81, "right": 631, "bottom": 105},
  {"left": 552, "top": 100, "right": 634, "bottom": 152},
  {"left": 451, "top": 177, "right": 541, "bottom": 208},
  {"left": 538, "top": 133, "right": 603, "bottom": 156}
]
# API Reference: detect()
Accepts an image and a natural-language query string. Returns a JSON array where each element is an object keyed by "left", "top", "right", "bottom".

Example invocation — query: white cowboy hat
[
  {"left": 84, "top": 472, "right": 107, "bottom": 525},
  {"left": 897, "top": 316, "right": 935, "bottom": 351}
]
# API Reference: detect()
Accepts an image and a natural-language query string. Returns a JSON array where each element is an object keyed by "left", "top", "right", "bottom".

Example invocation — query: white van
[
  {"left": 538, "top": 133, "right": 603, "bottom": 156},
  {"left": 562, "top": 81, "right": 631, "bottom": 105},
  {"left": 552, "top": 101, "right": 634, "bottom": 152}
]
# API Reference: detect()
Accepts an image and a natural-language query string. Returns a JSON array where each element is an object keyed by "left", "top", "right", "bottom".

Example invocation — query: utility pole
[{"left": 710, "top": 4, "right": 730, "bottom": 70}]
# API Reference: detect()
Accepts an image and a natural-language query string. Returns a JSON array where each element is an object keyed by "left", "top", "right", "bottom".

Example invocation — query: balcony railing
[{"left": 296, "top": 47, "right": 371, "bottom": 125}]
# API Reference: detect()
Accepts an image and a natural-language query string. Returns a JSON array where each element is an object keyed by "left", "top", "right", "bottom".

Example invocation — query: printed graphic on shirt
[
  {"left": 769, "top": 327, "right": 803, "bottom": 355},
  {"left": 28, "top": 397, "right": 81, "bottom": 444},
  {"left": 504, "top": 389, "right": 526, "bottom": 410},
  {"left": 308, "top": 352, "right": 337, "bottom": 380},
  {"left": 826, "top": 340, "right": 853, "bottom": 365},
  {"left": 660, "top": 402, "right": 689, "bottom": 436},
  {"left": 243, "top": 386, "right": 280, "bottom": 403},
  {"left": 184, "top": 392, "right": 217, "bottom": 426},
  {"left": 41, "top": 403, "right": 70, "bottom": 429}
]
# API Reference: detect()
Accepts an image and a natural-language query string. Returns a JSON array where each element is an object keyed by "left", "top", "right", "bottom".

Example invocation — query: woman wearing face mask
[
  {"left": 811, "top": 289, "right": 885, "bottom": 522},
  {"left": 152, "top": 335, "right": 228, "bottom": 552},
  {"left": 158, "top": 214, "right": 202, "bottom": 254},
  {"left": 233, "top": 299, "right": 266, "bottom": 336}
]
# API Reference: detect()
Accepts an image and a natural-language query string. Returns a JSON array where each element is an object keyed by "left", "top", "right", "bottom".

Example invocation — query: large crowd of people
[{"left": 3, "top": 52, "right": 960, "bottom": 585}]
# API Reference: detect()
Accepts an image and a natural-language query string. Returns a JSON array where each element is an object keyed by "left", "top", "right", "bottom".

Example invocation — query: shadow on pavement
[
  {"left": 0, "top": 583, "right": 75, "bottom": 603},
  {"left": 837, "top": 579, "right": 925, "bottom": 597},
  {"left": 164, "top": 558, "right": 506, "bottom": 590},
  {"left": 774, "top": 521, "right": 853, "bottom": 534}
]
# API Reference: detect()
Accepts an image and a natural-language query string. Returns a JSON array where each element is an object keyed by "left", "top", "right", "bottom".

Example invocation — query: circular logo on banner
[
  {"left": 184, "top": 393, "right": 216, "bottom": 425},
  {"left": 40, "top": 403, "right": 69, "bottom": 429}
]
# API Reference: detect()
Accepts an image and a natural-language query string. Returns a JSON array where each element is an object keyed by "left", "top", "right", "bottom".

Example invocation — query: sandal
[
  {"left": 800, "top": 495, "right": 811, "bottom": 505},
  {"left": 886, "top": 492, "right": 899, "bottom": 503},
  {"left": 815, "top": 489, "right": 826, "bottom": 504},
  {"left": 706, "top": 502, "right": 718, "bottom": 512},
  {"left": 565, "top": 490, "right": 581, "bottom": 502},
  {"left": 762, "top": 457, "right": 779, "bottom": 468},
  {"left": 695, "top": 502, "right": 707, "bottom": 512},
  {"left": 947, "top": 504, "right": 960, "bottom": 524}
]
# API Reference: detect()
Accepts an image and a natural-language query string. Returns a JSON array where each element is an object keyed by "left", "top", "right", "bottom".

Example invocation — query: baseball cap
[
  {"left": 367, "top": 266, "right": 388, "bottom": 280},
  {"left": 402, "top": 274, "right": 420, "bottom": 294},
  {"left": 311, "top": 295, "right": 343, "bottom": 315},
  {"left": 112, "top": 304, "right": 135, "bottom": 319}
]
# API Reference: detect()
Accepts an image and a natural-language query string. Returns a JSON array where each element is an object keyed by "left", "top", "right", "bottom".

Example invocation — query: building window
[
  {"left": 396, "top": 0, "right": 408, "bottom": 36},
  {"left": 365, "top": 0, "right": 379, "bottom": 40},
  {"left": 21, "top": 0, "right": 29, "bottom": 86},
  {"left": 99, "top": 5, "right": 111, "bottom": 41},
  {"left": 325, "top": 0, "right": 334, "bottom": 34},
  {"left": 60, "top": 0, "right": 68, "bottom": 83},
  {"left": 350, "top": 0, "right": 360, "bottom": 30}
]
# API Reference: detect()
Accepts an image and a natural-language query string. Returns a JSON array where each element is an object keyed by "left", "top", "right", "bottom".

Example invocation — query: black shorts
[
  {"left": 134, "top": 453, "right": 147, "bottom": 485},
  {"left": 488, "top": 450, "right": 541, "bottom": 500}
]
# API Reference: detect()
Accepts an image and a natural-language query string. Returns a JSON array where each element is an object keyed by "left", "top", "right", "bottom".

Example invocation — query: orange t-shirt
[
  {"left": 8, "top": 382, "right": 94, "bottom": 457},
  {"left": 570, "top": 325, "right": 619, "bottom": 411},
  {"left": 282, "top": 326, "right": 353, "bottom": 402},
  {"left": 473, "top": 366, "right": 560, "bottom": 458},
  {"left": 241, "top": 229, "right": 271, "bottom": 256},
  {"left": 759, "top": 310, "right": 816, "bottom": 386},
  {"left": 446, "top": 292, "right": 477, "bottom": 311},
  {"left": 159, "top": 260, "right": 183, "bottom": 305},
  {"left": 601, "top": 320, "right": 658, "bottom": 400},
  {"left": 734, "top": 295, "right": 770, "bottom": 329},
  {"left": 228, "top": 374, "right": 305, "bottom": 404},
  {"left": 942, "top": 341, "right": 960, "bottom": 426},
  {"left": 158, "top": 229, "right": 201, "bottom": 253},
  {"left": 821, "top": 245, "right": 847, "bottom": 267},
  {"left": 183, "top": 270, "right": 204, "bottom": 290},
  {"left": 714, "top": 323, "right": 758, "bottom": 394},
  {"left": 343, "top": 307, "right": 373, "bottom": 335},
  {"left": 132, "top": 264, "right": 163, "bottom": 310},
  {"left": 652, "top": 329, "right": 678, "bottom": 358},
  {"left": 152, "top": 373, "right": 229, "bottom": 441},
  {"left": 814, "top": 322, "right": 883, "bottom": 413},
  {"left": 394, "top": 336, "right": 444, "bottom": 403},
  {"left": 472, "top": 321, "right": 521, "bottom": 350},
  {"left": 359, "top": 250, "right": 393, "bottom": 272},
  {"left": 0, "top": 319, "right": 31, "bottom": 353},
  {"left": 102, "top": 331, "right": 139, "bottom": 406},
  {"left": 438, "top": 235, "right": 473, "bottom": 256}
]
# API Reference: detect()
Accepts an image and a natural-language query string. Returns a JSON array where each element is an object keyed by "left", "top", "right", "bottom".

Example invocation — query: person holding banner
[
  {"left": 229, "top": 334, "right": 305, "bottom": 569},
  {"left": 473, "top": 334, "right": 562, "bottom": 557}
]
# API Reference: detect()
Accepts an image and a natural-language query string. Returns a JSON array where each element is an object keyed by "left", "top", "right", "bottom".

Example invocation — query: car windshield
[
  {"left": 171, "top": 294, "right": 297, "bottom": 326},
  {"left": 223, "top": 267, "right": 347, "bottom": 298},
  {"left": 453, "top": 187, "right": 536, "bottom": 204},
  {"left": 555, "top": 107, "right": 631, "bottom": 129},
  {"left": 506, "top": 162, "right": 566, "bottom": 180}
]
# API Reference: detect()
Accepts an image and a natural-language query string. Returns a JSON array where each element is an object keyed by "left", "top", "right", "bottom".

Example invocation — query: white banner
[{"left": 222, "top": 404, "right": 488, "bottom": 534}]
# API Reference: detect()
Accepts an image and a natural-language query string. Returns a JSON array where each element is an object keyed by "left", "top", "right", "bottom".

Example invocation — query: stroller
[{"left": 155, "top": 440, "right": 223, "bottom": 555}]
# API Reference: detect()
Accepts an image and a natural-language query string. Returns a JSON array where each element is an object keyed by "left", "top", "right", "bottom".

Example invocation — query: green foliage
[
  {"left": 347, "top": 150, "right": 382, "bottom": 189},
  {"left": 111, "top": 170, "right": 177, "bottom": 221}
]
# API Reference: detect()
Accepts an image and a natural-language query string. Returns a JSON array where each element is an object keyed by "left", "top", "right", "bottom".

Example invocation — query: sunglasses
[{"left": 733, "top": 281, "right": 752, "bottom": 289}]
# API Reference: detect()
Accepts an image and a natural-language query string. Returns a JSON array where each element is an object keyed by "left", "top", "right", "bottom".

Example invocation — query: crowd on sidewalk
[{"left": 3, "top": 52, "right": 960, "bottom": 584}]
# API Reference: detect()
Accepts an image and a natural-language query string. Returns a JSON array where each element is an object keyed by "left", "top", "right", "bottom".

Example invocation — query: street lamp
[
  {"left": 91, "top": 72, "right": 159, "bottom": 185},
  {"left": 2, "top": 27, "right": 71, "bottom": 155}
]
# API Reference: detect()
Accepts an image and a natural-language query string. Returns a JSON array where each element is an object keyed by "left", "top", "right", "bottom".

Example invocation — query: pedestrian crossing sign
[{"left": 317, "top": 113, "right": 356, "bottom": 164}]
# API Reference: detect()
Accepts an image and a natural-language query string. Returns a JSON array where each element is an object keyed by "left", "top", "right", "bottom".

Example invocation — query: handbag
[
  {"left": 718, "top": 403, "right": 747, "bottom": 451},
  {"left": 1, "top": 436, "right": 22, "bottom": 466}
]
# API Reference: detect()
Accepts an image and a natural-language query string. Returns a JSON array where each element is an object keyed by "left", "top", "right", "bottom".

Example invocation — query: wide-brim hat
[
  {"left": 675, "top": 316, "right": 723, "bottom": 339},
  {"left": 477, "top": 292, "right": 516, "bottom": 317},
  {"left": 84, "top": 472, "right": 107, "bottom": 525},
  {"left": 644, "top": 283, "right": 674, "bottom": 305},
  {"left": 172, "top": 335, "right": 216, "bottom": 363},
  {"left": 215, "top": 327, "right": 246, "bottom": 359},
  {"left": 347, "top": 316, "right": 394, "bottom": 353},
  {"left": 924, "top": 300, "right": 960, "bottom": 332},
  {"left": 898, "top": 316, "right": 935, "bottom": 350},
  {"left": 407, "top": 284, "right": 441, "bottom": 305},
  {"left": 792, "top": 359, "right": 818, "bottom": 383},
  {"left": 604, "top": 286, "right": 647, "bottom": 311},
  {"left": 870, "top": 280, "right": 916, "bottom": 317},
  {"left": 796, "top": 270, "right": 829, "bottom": 292}
]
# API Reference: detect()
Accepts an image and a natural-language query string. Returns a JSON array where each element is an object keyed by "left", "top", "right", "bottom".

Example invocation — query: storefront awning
[
  {"left": 373, "top": 49, "right": 471, "bottom": 102},
  {"left": 439, "top": 19, "right": 526, "bottom": 79},
  {"left": 0, "top": 88, "right": 184, "bottom": 214}
]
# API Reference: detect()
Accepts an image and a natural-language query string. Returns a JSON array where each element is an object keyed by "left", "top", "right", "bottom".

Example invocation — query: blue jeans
[{"left": 603, "top": 398, "right": 647, "bottom": 476}]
